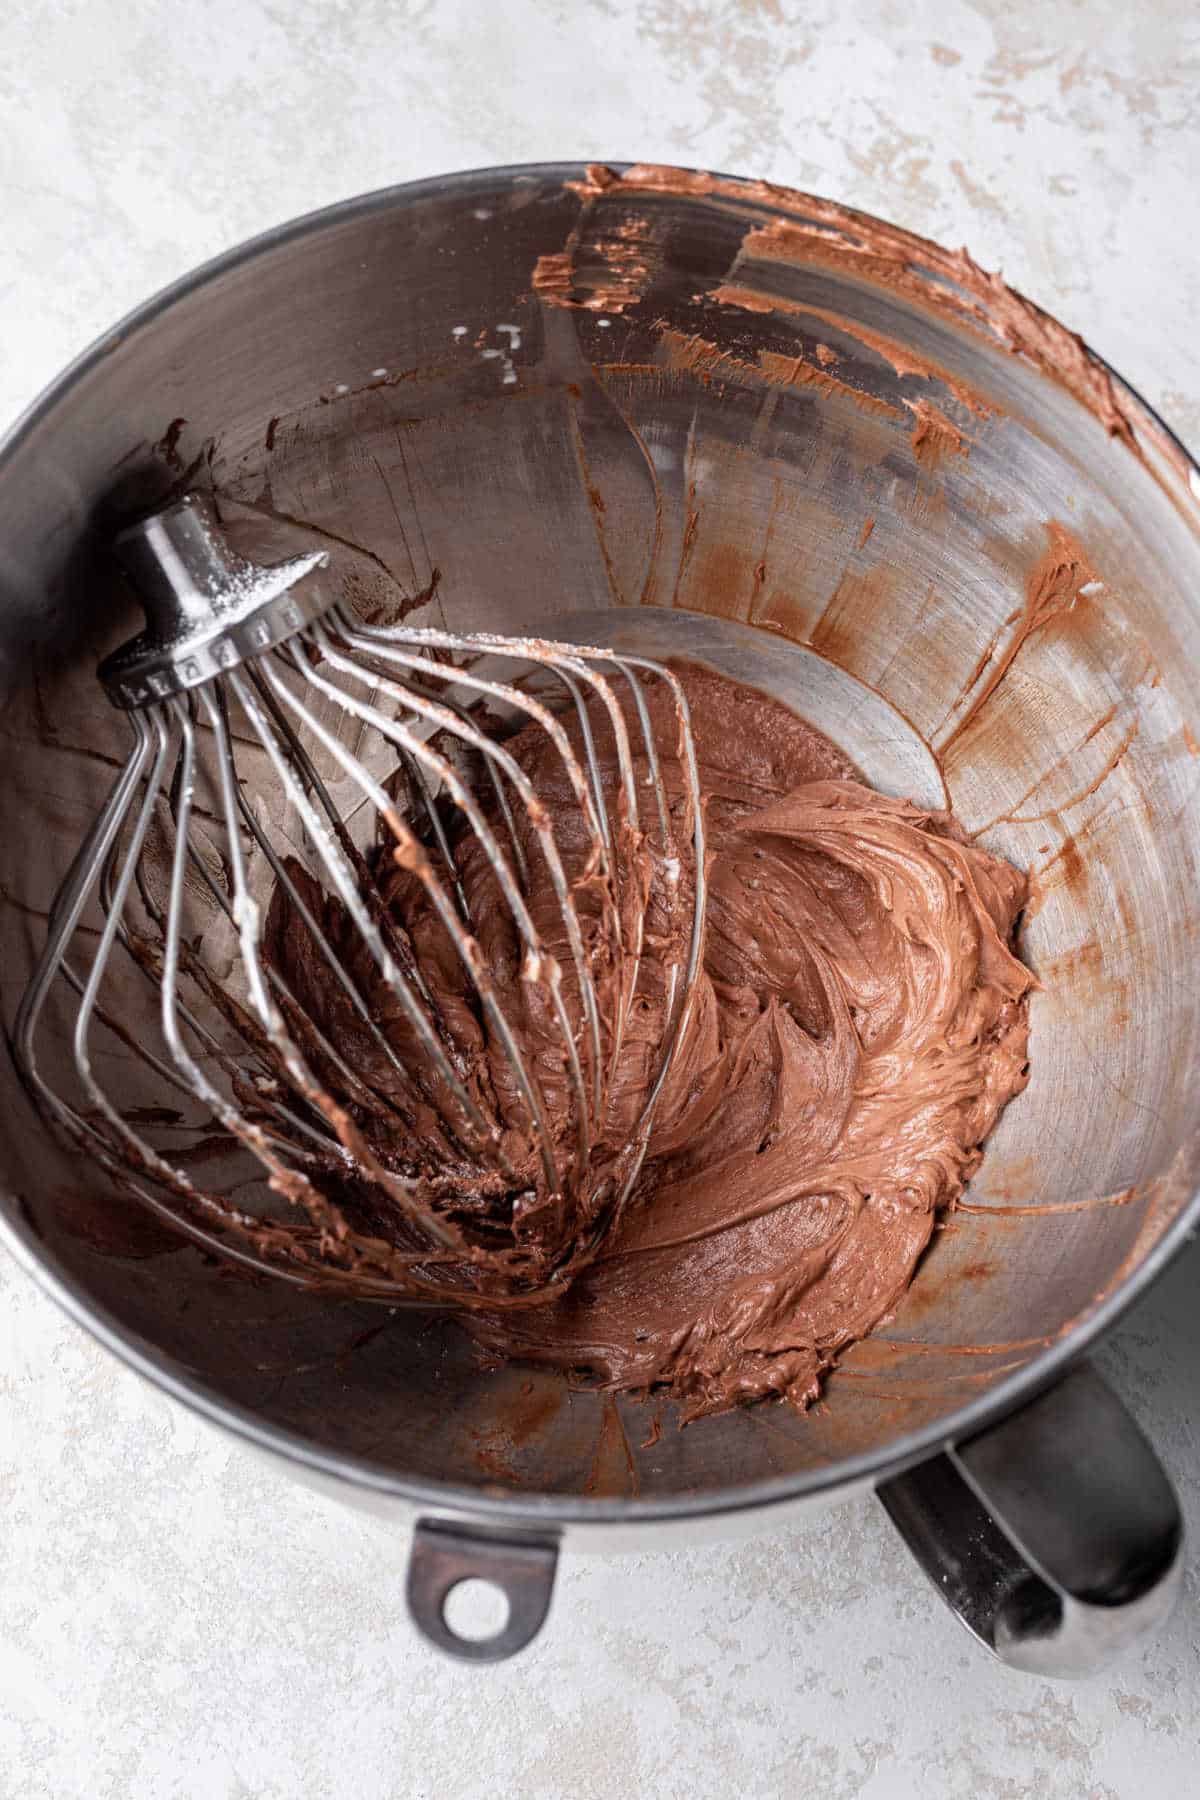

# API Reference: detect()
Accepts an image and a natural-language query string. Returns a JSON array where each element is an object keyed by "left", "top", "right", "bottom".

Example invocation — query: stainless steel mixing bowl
[{"left": 2, "top": 163, "right": 1197, "bottom": 1675}]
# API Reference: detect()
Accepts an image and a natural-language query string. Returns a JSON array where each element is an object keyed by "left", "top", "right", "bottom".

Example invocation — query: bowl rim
[{"left": 2, "top": 159, "right": 1198, "bottom": 1528}]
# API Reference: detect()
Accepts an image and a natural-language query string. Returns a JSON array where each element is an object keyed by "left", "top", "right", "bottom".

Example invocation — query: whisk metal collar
[{"left": 99, "top": 493, "right": 331, "bottom": 709}]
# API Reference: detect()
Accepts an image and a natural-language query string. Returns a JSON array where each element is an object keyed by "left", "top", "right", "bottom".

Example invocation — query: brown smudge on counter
[
  {"left": 908, "top": 398, "right": 968, "bottom": 470},
  {"left": 858, "top": 516, "right": 875, "bottom": 548},
  {"left": 264, "top": 416, "right": 279, "bottom": 453},
  {"left": 1184, "top": 724, "right": 1200, "bottom": 755},
  {"left": 938, "top": 519, "right": 1103, "bottom": 757}
]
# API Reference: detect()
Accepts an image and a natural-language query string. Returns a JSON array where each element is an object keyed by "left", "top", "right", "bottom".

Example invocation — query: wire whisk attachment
[{"left": 14, "top": 495, "right": 706, "bottom": 1308}]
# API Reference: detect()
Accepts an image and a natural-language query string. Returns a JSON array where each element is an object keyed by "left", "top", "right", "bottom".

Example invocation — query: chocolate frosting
[{"left": 268, "top": 664, "right": 1032, "bottom": 1419}]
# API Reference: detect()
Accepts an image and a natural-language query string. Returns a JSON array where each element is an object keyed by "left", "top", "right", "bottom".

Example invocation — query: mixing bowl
[{"left": 1, "top": 163, "right": 1196, "bottom": 1675}]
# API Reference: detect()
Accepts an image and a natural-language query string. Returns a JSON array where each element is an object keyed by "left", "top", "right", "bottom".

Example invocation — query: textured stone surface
[{"left": 1, "top": 2, "right": 1198, "bottom": 1795}]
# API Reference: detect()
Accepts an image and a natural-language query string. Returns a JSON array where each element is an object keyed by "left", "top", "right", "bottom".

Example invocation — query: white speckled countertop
[{"left": 2, "top": 3, "right": 1199, "bottom": 1795}]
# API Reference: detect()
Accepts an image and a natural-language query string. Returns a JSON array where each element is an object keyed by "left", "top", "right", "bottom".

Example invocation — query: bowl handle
[
  {"left": 405, "top": 1518, "right": 560, "bottom": 1661},
  {"left": 877, "top": 1360, "right": 1183, "bottom": 1676}
]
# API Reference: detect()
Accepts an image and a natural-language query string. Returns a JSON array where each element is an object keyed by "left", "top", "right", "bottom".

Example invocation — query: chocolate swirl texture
[{"left": 268, "top": 663, "right": 1032, "bottom": 1419}]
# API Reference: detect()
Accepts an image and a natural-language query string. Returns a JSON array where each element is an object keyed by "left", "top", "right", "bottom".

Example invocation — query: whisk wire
[{"left": 14, "top": 496, "right": 709, "bottom": 1309}]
